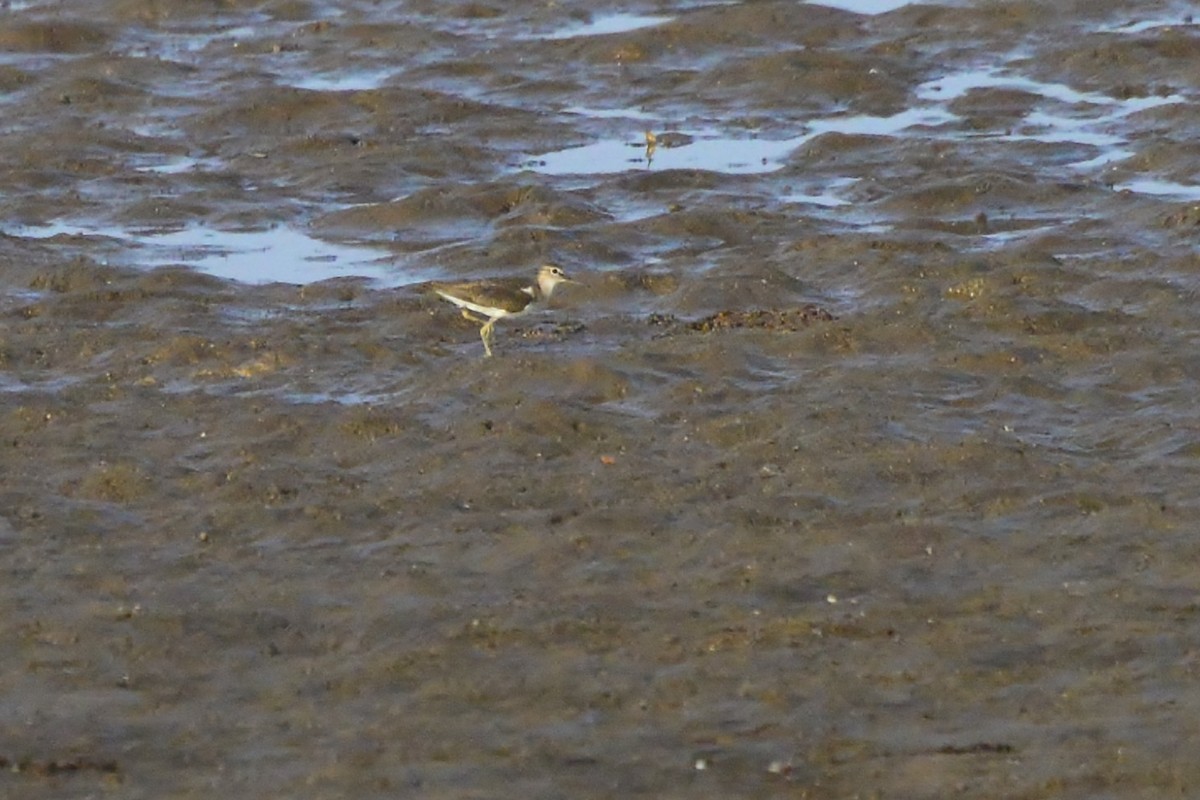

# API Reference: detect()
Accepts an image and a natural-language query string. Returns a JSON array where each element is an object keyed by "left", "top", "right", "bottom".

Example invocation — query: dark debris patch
[
  {"left": 0, "top": 755, "right": 120, "bottom": 777},
  {"left": 649, "top": 305, "right": 837, "bottom": 333},
  {"left": 934, "top": 742, "right": 1015, "bottom": 756},
  {"left": 515, "top": 321, "right": 586, "bottom": 340}
]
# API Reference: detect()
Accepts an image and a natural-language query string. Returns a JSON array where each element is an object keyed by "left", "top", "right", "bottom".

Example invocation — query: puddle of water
[
  {"left": 539, "top": 13, "right": 673, "bottom": 40},
  {"left": 609, "top": 204, "right": 668, "bottom": 224},
  {"left": 919, "top": 67, "right": 1184, "bottom": 114},
  {"left": 1103, "top": 14, "right": 1199, "bottom": 34},
  {"left": 915, "top": 66, "right": 1185, "bottom": 172},
  {"left": 142, "top": 226, "right": 400, "bottom": 285},
  {"left": 782, "top": 178, "right": 859, "bottom": 207},
  {"left": 1111, "top": 178, "right": 1200, "bottom": 202},
  {"left": 526, "top": 134, "right": 791, "bottom": 175},
  {"left": 14, "top": 221, "right": 413, "bottom": 286},
  {"left": 418, "top": 11, "right": 673, "bottom": 41},
  {"left": 139, "top": 24, "right": 270, "bottom": 58},
  {"left": 284, "top": 388, "right": 399, "bottom": 407},
  {"left": 526, "top": 107, "right": 956, "bottom": 176},
  {"left": 0, "top": 374, "right": 82, "bottom": 395},
  {"left": 919, "top": 69, "right": 1091, "bottom": 105},
  {"left": 289, "top": 66, "right": 396, "bottom": 92},
  {"left": 806, "top": 0, "right": 923, "bottom": 13},
  {"left": 805, "top": 106, "right": 959, "bottom": 138},
  {"left": 134, "top": 154, "right": 225, "bottom": 175},
  {"left": 562, "top": 105, "right": 658, "bottom": 122},
  {"left": 971, "top": 223, "right": 1062, "bottom": 248},
  {"left": 1014, "top": 110, "right": 1126, "bottom": 148},
  {"left": 552, "top": 62, "right": 1188, "bottom": 195}
]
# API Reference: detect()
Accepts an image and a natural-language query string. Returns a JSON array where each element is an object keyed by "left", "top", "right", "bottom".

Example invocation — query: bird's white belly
[{"left": 435, "top": 291, "right": 517, "bottom": 320}]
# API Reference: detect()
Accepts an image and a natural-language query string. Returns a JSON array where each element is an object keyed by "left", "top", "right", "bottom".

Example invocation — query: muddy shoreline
[{"left": 4, "top": 1, "right": 1200, "bottom": 797}]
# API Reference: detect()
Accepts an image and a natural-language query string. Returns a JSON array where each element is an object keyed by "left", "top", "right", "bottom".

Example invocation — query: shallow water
[
  {"left": 3, "top": 0, "right": 1200, "bottom": 798},
  {"left": 14, "top": 221, "right": 403, "bottom": 285}
]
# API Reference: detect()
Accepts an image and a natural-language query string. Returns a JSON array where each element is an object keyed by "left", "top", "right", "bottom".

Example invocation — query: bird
[{"left": 432, "top": 264, "right": 580, "bottom": 357}]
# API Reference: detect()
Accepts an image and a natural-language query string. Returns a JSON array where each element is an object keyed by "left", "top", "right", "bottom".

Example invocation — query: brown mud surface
[{"left": 3, "top": 1, "right": 1200, "bottom": 797}]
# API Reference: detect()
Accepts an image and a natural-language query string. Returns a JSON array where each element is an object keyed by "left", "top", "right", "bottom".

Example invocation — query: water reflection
[
  {"left": 14, "top": 222, "right": 409, "bottom": 286},
  {"left": 538, "top": 13, "right": 674, "bottom": 40},
  {"left": 1111, "top": 178, "right": 1200, "bottom": 201},
  {"left": 529, "top": 65, "right": 1183, "bottom": 184},
  {"left": 526, "top": 107, "right": 957, "bottom": 176},
  {"left": 806, "top": 0, "right": 925, "bottom": 13}
]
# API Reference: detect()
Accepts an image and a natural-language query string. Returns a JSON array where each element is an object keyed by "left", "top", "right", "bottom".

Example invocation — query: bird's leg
[
  {"left": 479, "top": 319, "right": 495, "bottom": 357},
  {"left": 460, "top": 309, "right": 488, "bottom": 325}
]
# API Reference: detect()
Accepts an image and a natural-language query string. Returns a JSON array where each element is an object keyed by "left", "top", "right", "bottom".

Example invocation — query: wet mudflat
[{"left": 3, "top": 0, "right": 1200, "bottom": 797}]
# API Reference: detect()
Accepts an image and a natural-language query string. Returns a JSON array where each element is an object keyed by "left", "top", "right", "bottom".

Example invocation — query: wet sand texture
[{"left": 4, "top": 0, "right": 1200, "bottom": 797}]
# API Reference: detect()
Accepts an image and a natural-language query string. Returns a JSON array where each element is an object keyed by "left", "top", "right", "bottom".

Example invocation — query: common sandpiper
[{"left": 432, "top": 264, "right": 580, "bottom": 357}]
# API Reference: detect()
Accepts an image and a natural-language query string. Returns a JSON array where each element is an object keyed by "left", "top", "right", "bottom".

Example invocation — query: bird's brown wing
[{"left": 433, "top": 277, "right": 534, "bottom": 313}]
